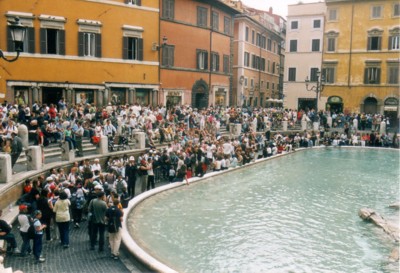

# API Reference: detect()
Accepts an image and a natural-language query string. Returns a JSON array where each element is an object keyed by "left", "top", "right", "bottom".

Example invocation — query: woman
[
  {"left": 17, "top": 204, "right": 32, "bottom": 256},
  {"left": 53, "top": 191, "right": 71, "bottom": 248},
  {"left": 36, "top": 189, "right": 53, "bottom": 242},
  {"left": 32, "top": 210, "right": 46, "bottom": 263},
  {"left": 174, "top": 164, "right": 189, "bottom": 185},
  {"left": 105, "top": 199, "right": 123, "bottom": 260},
  {"left": 63, "top": 125, "right": 76, "bottom": 151},
  {"left": 146, "top": 157, "right": 155, "bottom": 190}
]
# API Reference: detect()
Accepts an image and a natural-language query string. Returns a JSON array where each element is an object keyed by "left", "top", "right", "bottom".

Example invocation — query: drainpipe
[
  {"left": 348, "top": 0, "right": 354, "bottom": 88},
  {"left": 209, "top": 4, "right": 213, "bottom": 107}
]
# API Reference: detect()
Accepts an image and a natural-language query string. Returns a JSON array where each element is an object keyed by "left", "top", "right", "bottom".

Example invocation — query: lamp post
[
  {"left": 0, "top": 17, "right": 27, "bottom": 62},
  {"left": 305, "top": 68, "right": 325, "bottom": 112}
]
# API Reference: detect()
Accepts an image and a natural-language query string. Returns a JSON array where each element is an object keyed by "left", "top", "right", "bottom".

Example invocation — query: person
[
  {"left": 32, "top": 210, "right": 46, "bottom": 263},
  {"left": 174, "top": 165, "right": 189, "bottom": 185},
  {"left": 138, "top": 158, "right": 149, "bottom": 193},
  {"left": 36, "top": 189, "right": 53, "bottom": 242},
  {"left": 125, "top": 156, "right": 137, "bottom": 198},
  {"left": 36, "top": 127, "right": 45, "bottom": 164},
  {"left": 74, "top": 121, "right": 84, "bottom": 157},
  {"left": 53, "top": 191, "right": 71, "bottom": 248},
  {"left": 0, "top": 209, "right": 20, "bottom": 255},
  {"left": 17, "top": 205, "right": 31, "bottom": 256},
  {"left": 113, "top": 173, "right": 127, "bottom": 196},
  {"left": 11, "top": 132, "right": 23, "bottom": 168},
  {"left": 88, "top": 191, "right": 107, "bottom": 252},
  {"left": 105, "top": 199, "right": 123, "bottom": 260},
  {"left": 71, "top": 183, "right": 85, "bottom": 228},
  {"left": 146, "top": 157, "right": 155, "bottom": 190}
]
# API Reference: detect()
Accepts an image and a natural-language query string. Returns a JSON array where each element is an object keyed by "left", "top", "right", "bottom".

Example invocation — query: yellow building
[
  {"left": 0, "top": 0, "right": 160, "bottom": 107},
  {"left": 323, "top": 0, "right": 399, "bottom": 126}
]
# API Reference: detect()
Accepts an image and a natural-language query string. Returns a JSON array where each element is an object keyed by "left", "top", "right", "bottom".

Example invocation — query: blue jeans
[
  {"left": 33, "top": 233, "right": 43, "bottom": 260},
  {"left": 57, "top": 221, "right": 70, "bottom": 246},
  {"left": 90, "top": 223, "right": 105, "bottom": 250},
  {"left": 19, "top": 231, "right": 32, "bottom": 255}
]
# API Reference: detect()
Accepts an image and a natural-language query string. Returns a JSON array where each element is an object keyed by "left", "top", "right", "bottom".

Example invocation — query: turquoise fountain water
[{"left": 128, "top": 148, "right": 399, "bottom": 273}]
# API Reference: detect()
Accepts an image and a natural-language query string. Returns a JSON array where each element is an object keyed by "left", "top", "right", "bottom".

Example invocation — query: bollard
[
  {"left": 282, "top": 120, "right": 288, "bottom": 131},
  {"left": 0, "top": 154, "right": 12, "bottom": 183},
  {"left": 380, "top": 121, "right": 386, "bottom": 135},
  {"left": 229, "top": 123, "right": 242, "bottom": 137},
  {"left": 133, "top": 132, "right": 146, "bottom": 149},
  {"left": 61, "top": 142, "right": 75, "bottom": 162},
  {"left": 26, "top": 146, "right": 42, "bottom": 171},
  {"left": 97, "top": 135, "right": 108, "bottom": 154},
  {"left": 117, "top": 117, "right": 122, "bottom": 135},
  {"left": 17, "top": 124, "right": 29, "bottom": 149},
  {"left": 327, "top": 116, "right": 332, "bottom": 128},
  {"left": 301, "top": 120, "right": 307, "bottom": 131}
]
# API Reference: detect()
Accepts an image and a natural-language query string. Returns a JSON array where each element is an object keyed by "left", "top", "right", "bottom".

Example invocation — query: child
[
  {"left": 33, "top": 210, "right": 46, "bottom": 263},
  {"left": 168, "top": 166, "right": 176, "bottom": 183}
]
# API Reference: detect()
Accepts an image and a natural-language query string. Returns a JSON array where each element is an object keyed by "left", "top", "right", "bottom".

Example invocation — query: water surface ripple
[{"left": 129, "top": 148, "right": 400, "bottom": 273}]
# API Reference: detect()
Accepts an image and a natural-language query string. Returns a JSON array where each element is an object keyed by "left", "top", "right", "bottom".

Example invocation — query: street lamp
[
  {"left": 305, "top": 68, "right": 325, "bottom": 112},
  {"left": 152, "top": 36, "right": 168, "bottom": 51},
  {"left": 0, "top": 17, "right": 27, "bottom": 62}
]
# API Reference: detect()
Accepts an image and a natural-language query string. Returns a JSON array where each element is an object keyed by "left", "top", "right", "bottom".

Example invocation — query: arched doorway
[
  {"left": 192, "top": 79, "right": 209, "bottom": 109},
  {"left": 326, "top": 96, "right": 343, "bottom": 113},
  {"left": 384, "top": 97, "right": 399, "bottom": 132},
  {"left": 364, "top": 97, "right": 378, "bottom": 114}
]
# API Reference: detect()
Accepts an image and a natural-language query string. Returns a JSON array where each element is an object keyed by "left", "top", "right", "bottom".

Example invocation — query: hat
[
  {"left": 46, "top": 177, "right": 54, "bottom": 182},
  {"left": 129, "top": 156, "right": 135, "bottom": 161},
  {"left": 94, "top": 185, "right": 104, "bottom": 191},
  {"left": 49, "top": 184, "right": 56, "bottom": 190},
  {"left": 94, "top": 158, "right": 99, "bottom": 162},
  {"left": 19, "top": 204, "right": 28, "bottom": 211}
]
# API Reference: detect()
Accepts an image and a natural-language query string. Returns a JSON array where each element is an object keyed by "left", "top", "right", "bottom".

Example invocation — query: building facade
[
  {"left": 233, "top": 8, "right": 284, "bottom": 108},
  {"left": 284, "top": 2, "right": 326, "bottom": 111},
  {"left": 323, "top": 0, "right": 399, "bottom": 125},
  {"left": 159, "top": 0, "right": 240, "bottom": 109},
  {"left": 1, "top": 0, "right": 159, "bottom": 108}
]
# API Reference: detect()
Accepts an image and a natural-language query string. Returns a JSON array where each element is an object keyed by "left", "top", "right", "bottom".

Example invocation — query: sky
[{"left": 241, "top": 0, "right": 322, "bottom": 18}]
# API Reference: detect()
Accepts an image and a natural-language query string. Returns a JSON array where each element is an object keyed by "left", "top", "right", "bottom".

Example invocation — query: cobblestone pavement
[{"left": 3, "top": 218, "right": 154, "bottom": 273}]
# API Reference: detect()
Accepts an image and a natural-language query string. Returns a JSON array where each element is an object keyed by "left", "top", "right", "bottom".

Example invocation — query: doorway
[
  {"left": 42, "top": 87, "right": 63, "bottom": 106},
  {"left": 195, "top": 93, "right": 208, "bottom": 109},
  {"left": 364, "top": 97, "right": 378, "bottom": 114}
]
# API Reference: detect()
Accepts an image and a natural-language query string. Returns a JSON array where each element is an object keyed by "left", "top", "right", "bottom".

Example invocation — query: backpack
[
  {"left": 107, "top": 207, "right": 118, "bottom": 233},
  {"left": 115, "top": 180, "right": 125, "bottom": 195},
  {"left": 27, "top": 218, "right": 38, "bottom": 239}
]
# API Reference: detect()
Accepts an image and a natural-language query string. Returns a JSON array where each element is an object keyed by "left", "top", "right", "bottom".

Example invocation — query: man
[
  {"left": 74, "top": 121, "right": 84, "bottom": 157},
  {"left": 88, "top": 191, "right": 107, "bottom": 252},
  {"left": 11, "top": 132, "right": 23, "bottom": 168},
  {"left": 125, "top": 156, "right": 138, "bottom": 198},
  {"left": 0, "top": 209, "right": 20, "bottom": 255}
]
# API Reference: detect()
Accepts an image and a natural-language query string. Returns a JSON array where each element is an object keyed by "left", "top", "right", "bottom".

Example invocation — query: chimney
[{"left": 269, "top": 7, "right": 273, "bottom": 14}]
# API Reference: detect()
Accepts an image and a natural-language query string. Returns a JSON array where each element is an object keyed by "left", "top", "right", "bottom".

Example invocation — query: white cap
[{"left": 129, "top": 156, "right": 135, "bottom": 161}]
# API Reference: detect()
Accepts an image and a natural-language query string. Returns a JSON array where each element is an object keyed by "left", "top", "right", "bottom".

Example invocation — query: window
[
  {"left": 328, "top": 9, "right": 338, "bottom": 21},
  {"left": 252, "top": 30, "right": 255, "bottom": 44},
  {"left": 212, "top": 11, "right": 219, "bottom": 31},
  {"left": 312, "top": 39, "right": 320, "bottom": 52},
  {"left": 7, "top": 26, "right": 35, "bottom": 53},
  {"left": 289, "top": 40, "right": 297, "bottom": 52},
  {"left": 288, "top": 68, "right": 296, "bottom": 81},
  {"left": 197, "top": 49, "right": 208, "bottom": 70},
  {"left": 123, "top": 37, "right": 143, "bottom": 60},
  {"left": 327, "top": 37, "right": 336, "bottom": 52},
  {"left": 313, "top": 19, "right": 321, "bottom": 28},
  {"left": 40, "top": 28, "right": 65, "bottom": 55},
  {"left": 162, "top": 0, "right": 175, "bottom": 19},
  {"left": 224, "top": 17, "right": 231, "bottom": 35},
  {"left": 261, "top": 58, "right": 265, "bottom": 71},
  {"left": 197, "top": 6, "right": 208, "bottom": 27},
  {"left": 291, "top": 21, "right": 298, "bottom": 30},
  {"left": 245, "top": 27, "right": 249, "bottom": 42},
  {"left": 162, "top": 45, "right": 174, "bottom": 67},
  {"left": 367, "top": 36, "right": 381, "bottom": 50},
  {"left": 371, "top": 5, "right": 382, "bottom": 19},
  {"left": 267, "top": 60, "right": 270, "bottom": 72},
  {"left": 387, "top": 65, "right": 399, "bottom": 84},
  {"left": 394, "top": 3, "right": 400, "bottom": 17},
  {"left": 267, "top": 38, "right": 272, "bottom": 51},
  {"left": 310, "top": 68, "right": 319, "bottom": 82},
  {"left": 211, "top": 52, "right": 219, "bottom": 72},
  {"left": 125, "top": 0, "right": 141, "bottom": 5},
  {"left": 266, "top": 82, "right": 269, "bottom": 90},
  {"left": 244, "top": 78, "right": 248, "bottom": 87},
  {"left": 322, "top": 67, "right": 335, "bottom": 83},
  {"left": 223, "top": 55, "right": 229, "bottom": 73},
  {"left": 364, "top": 67, "right": 381, "bottom": 84},
  {"left": 272, "top": 62, "right": 276, "bottom": 74},
  {"left": 261, "top": 36, "right": 266, "bottom": 49},
  {"left": 389, "top": 35, "right": 400, "bottom": 50},
  {"left": 272, "top": 83, "right": 275, "bottom": 90},
  {"left": 244, "top": 52, "right": 250, "bottom": 67},
  {"left": 250, "top": 79, "right": 254, "bottom": 88},
  {"left": 78, "top": 32, "right": 101, "bottom": 57}
]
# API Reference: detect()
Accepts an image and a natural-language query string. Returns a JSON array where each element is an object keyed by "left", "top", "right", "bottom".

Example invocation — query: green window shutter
[
  {"left": 7, "top": 27, "right": 14, "bottom": 51},
  {"left": 137, "top": 38, "right": 143, "bottom": 61},
  {"left": 123, "top": 37, "right": 128, "bottom": 59},
  {"left": 95, "top": 33, "right": 102, "bottom": 58},
  {"left": 196, "top": 49, "right": 200, "bottom": 69},
  {"left": 204, "top": 51, "right": 208, "bottom": 70},
  {"left": 28, "top": 27, "right": 35, "bottom": 53},
  {"left": 377, "top": 68, "right": 381, "bottom": 83},
  {"left": 216, "top": 54, "right": 219, "bottom": 71},
  {"left": 137, "top": 0, "right": 141, "bottom": 6},
  {"left": 78, "top": 32, "right": 84, "bottom": 56},
  {"left": 40, "top": 28, "right": 47, "bottom": 54},
  {"left": 364, "top": 69, "right": 368, "bottom": 84},
  {"left": 59, "top": 30, "right": 65, "bottom": 55},
  {"left": 170, "top": 47, "right": 174, "bottom": 66}
]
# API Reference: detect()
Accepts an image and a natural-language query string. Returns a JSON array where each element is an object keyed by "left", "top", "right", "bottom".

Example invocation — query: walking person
[
  {"left": 10, "top": 132, "right": 23, "bottom": 168},
  {"left": 105, "top": 199, "right": 123, "bottom": 260},
  {"left": 32, "top": 210, "right": 46, "bottom": 263},
  {"left": 88, "top": 191, "right": 107, "bottom": 252},
  {"left": 17, "top": 205, "right": 32, "bottom": 256},
  {"left": 53, "top": 191, "right": 71, "bottom": 248}
]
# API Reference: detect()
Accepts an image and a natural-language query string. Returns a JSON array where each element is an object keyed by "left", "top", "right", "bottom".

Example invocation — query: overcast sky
[{"left": 241, "top": 0, "right": 322, "bottom": 18}]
